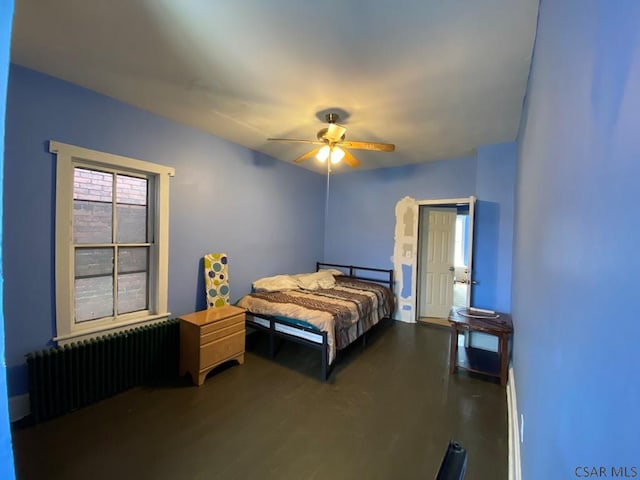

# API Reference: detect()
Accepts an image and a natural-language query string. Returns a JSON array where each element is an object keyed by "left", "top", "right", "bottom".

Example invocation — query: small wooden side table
[
  {"left": 448, "top": 308, "right": 513, "bottom": 386},
  {"left": 179, "top": 305, "right": 246, "bottom": 386}
]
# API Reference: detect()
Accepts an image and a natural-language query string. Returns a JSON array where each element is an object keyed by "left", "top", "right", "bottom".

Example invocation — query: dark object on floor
[
  {"left": 435, "top": 441, "right": 468, "bottom": 480},
  {"left": 26, "top": 319, "right": 179, "bottom": 423}
]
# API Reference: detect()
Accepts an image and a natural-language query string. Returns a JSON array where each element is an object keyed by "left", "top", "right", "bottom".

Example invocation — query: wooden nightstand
[
  {"left": 179, "top": 305, "right": 246, "bottom": 386},
  {"left": 448, "top": 307, "right": 513, "bottom": 386}
]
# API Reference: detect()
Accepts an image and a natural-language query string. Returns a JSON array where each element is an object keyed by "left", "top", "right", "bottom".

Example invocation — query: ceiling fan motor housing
[{"left": 317, "top": 127, "right": 345, "bottom": 142}]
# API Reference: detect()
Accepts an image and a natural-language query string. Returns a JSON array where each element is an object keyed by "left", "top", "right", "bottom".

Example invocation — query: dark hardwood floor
[{"left": 11, "top": 322, "right": 507, "bottom": 480}]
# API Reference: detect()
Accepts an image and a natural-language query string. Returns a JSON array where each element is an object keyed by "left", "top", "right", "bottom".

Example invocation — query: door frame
[{"left": 413, "top": 196, "right": 476, "bottom": 322}]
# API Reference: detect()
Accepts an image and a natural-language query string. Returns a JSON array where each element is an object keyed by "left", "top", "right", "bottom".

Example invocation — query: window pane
[
  {"left": 73, "top": 168, "right": 113, "bottom": 244},
  {"left": 75, "top": 276, "right": 114, "bottom": 322},
  {"left": 75, "top": 248, "right": 114, "bottom": 322},
  {"left": 117, "top": 247, "right": 148, "bottom": 314},
  {"left": 116, "top": 174, "right": 148, "bottom": 243},
  {"left": 118, "top": 273, "right": 148, "bottom": 314},
  {"left": 75, "top": 248, "right": 113, "bottom": 278}
]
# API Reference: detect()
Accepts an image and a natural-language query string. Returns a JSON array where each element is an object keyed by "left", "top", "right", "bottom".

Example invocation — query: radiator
[{"left": 26, "top": 319, "right": 179, "bottom": 423}]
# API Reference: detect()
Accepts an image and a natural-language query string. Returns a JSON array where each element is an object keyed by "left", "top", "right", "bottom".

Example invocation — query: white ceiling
[{"left": 10, "top": 0, "right": 538, "bottom": 173}]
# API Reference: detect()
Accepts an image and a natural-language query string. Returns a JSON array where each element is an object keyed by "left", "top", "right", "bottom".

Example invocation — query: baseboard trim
[
  {"left": 9, "top": 394, "right": 30, "bottom": 423},
  {"left": 507, "top": 367, "right": 522, "bottom": 480}
]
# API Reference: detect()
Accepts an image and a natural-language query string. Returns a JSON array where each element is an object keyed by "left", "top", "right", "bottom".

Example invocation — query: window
[{"left": 51, "top": 141, "right": 175, "bottom": 343}]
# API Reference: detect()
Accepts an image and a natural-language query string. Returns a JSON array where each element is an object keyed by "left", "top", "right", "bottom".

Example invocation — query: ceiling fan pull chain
[{"left": 324, "top": 160, "right": 331, "bottom": 230}]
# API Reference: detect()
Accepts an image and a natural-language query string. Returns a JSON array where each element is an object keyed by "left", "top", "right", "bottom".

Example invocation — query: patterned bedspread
[{"left": 237, "top": 276, "right": 395, "bottom": 365}]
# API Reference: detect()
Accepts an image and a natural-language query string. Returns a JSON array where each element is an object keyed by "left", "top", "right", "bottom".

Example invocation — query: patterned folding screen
[{"left": 204, "top": 253, "right": 230, "bottom": 308}]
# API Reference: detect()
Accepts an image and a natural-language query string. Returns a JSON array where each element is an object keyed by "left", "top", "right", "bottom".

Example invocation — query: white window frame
[{"left": 51, "top": 141, "right": 175, "bottom": 344}]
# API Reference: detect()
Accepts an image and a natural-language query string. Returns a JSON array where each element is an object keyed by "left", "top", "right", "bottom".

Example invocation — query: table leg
[
  {"left": 499, "top": 334, "right": 509, "bottom": 386},
  {"left": 449, "top": 326, "right": 458, "bottom": 375}
]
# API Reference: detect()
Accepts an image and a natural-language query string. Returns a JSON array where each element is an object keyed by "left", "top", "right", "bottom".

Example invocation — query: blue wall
[
  {"left": 324, "top": 156, "right": 477, "bottom": 269},
  {"left": 323, "top": 148, "right": 516, "bottom": 316},
  {"left": 3, "top": 65, "right": 325, "bottom": 397},
  {"left": 0, "top": 3, "right": 16, "bottom": 478},
  {"left": 473, "top": 142, "right": 516, "bottom": 312},
  {"left": 513, "top": 0, "right": 640, "bottom": 478}
]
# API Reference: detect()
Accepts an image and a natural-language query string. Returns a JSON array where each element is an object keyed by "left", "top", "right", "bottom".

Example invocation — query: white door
[{"left": 422, "top": 208, "right": 456, "bottom": 318}]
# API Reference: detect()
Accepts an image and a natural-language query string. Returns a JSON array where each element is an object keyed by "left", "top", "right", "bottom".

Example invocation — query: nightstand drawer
[
  {"left": 201, "top": 330, "right": 245, "bottom": 369},
  {"left": 201, "top": 313, "right": 245, "bottom": 335},
  {"left": 201, "top": 322, "right": 245, "bottom": 345}
]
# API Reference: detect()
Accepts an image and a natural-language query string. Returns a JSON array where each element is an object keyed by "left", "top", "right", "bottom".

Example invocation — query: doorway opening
[
  {"left": 453, "top": 210, "right": 470, "bottom": 308},
  {"left": 416, "top": 197, "right": 475, "bottom": 327}
]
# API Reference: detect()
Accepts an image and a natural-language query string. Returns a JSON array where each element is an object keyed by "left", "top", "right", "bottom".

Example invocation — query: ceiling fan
[{"left": 267, "top": 113, "right": 395, "bottom": 168}]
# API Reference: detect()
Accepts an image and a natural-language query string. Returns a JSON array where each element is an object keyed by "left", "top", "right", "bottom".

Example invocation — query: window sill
[{"left": 54, "top": 313, "right": 172, "bottom": 346}]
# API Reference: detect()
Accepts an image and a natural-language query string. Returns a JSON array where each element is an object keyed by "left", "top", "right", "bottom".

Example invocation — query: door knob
[{"left": 449, "top": 266, "right": 455, "bottom": 272}]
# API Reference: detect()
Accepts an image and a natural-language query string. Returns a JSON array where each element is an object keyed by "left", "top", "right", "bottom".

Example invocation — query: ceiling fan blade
[
  {"left": 326, "top": 123, "right": 347, "bottom": 142},
  {"left": 294, "top": 147, "right": 321, "bottom": 164},
  {"left": 342, "top": 148, "right": 360, "bottom": 168},
  {"left": 268, "top": 138, "right": 324, "bottom": 145},
  {"left": 340, "top": 140, "right": 395, "bottom": 152}
]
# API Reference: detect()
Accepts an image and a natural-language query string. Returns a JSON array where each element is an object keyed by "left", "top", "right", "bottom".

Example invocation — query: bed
[{"left": 237, "top": 262, "right": 395, "bottom": 380}]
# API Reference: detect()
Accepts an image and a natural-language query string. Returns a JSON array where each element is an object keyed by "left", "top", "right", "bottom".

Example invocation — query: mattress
[{"left": 237, "top": 276, "right": 394, "bottom": 364}]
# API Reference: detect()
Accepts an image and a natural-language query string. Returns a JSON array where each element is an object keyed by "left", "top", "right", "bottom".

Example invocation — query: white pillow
[
  {"left": 295, "top": 271, "right": 336, "bottom": 290},
  {"left": 319, "top": 268, "right": 345, "bottom": 276},
  {"left": 252, "top": 274, "right": 299, "bottom": 292}
]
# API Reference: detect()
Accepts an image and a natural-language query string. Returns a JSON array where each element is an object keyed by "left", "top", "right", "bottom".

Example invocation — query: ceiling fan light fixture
[
  {"left": 268, "top": 111, "right": 395, "bottom": 168},
  {"left": 330, "top": 147, "right": 345, "bottom": 164},
  {"left": 316, "top": 145, "right": 330, "bottom": 162}
]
